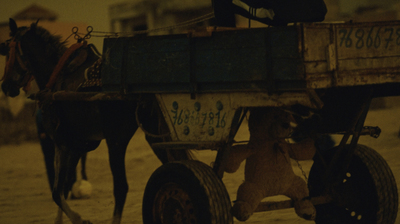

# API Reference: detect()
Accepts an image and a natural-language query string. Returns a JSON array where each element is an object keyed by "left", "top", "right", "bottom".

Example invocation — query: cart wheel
[
  {"left": 308, "top": 144, "right": 398, "bottom": 224},
  {"left": 142, "top": 160, "right": 233, "bottom": 224}
]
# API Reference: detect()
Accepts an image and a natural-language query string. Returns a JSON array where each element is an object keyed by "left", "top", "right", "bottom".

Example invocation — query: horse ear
[
  {"left": 30, "top": 21, "right": 37, "bottom": 32},
  {"left": 9, "top": 18, "right": 17, "bottom": 36}
]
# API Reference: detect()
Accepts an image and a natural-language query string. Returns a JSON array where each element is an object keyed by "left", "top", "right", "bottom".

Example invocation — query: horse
[{"left": 1, "top": 18, "right": 190, "bottom": 224}]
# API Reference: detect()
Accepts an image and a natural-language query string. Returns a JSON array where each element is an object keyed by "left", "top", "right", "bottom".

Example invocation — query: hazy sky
[
  {"left": 0, "top": 0, "right": 125, "bottom": 29},
  {"left": 0, "top": 0, "right": 126, "bottom": 48},
  {"left": 2, "top": 0, "right": 398, "bottom": 30},
  {"left": 3, "top": 0, "right": 398, "bottom": 26},
  {"left": 1, "top": 0, "right": 398, "bottom": 47}
]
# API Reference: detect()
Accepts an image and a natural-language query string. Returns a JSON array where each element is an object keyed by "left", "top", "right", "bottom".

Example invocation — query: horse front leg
[
  {"left": 80, "top": 153, "right": 88, "bottom": 180},
  {"left": 53, "top": 145, "right": 91, "bottom": 224},
  {"left": 106, "top": 137, "right": 130, "bottom": 224}
]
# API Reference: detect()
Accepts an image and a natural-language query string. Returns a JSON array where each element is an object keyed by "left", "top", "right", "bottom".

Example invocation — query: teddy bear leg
[
  {"left": 232, "top": 182, "right": 264, "bottom": 221},
  {"left": 284, "top": 176, "right": 316, "bottom": 220}
]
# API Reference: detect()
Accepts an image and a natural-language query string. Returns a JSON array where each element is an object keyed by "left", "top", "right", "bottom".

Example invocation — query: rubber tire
[
  {"left": 308, "top": 144, "right": 398, "bottom": 224},
  {"left": 142, "top": 160, "right": 233, "bottom": 224}
]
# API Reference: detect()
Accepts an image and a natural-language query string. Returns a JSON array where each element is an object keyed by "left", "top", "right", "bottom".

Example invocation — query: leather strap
[{"left": 45, "top": 41, "right": 87, "bottom": 89}]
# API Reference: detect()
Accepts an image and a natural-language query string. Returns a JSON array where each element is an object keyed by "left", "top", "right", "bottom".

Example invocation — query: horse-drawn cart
[
  {"left": 94, "top": 21, "right": 400, "bottom": 223},
  {"left": 16, "top": 20, "right": 400, "bottom": 223}
]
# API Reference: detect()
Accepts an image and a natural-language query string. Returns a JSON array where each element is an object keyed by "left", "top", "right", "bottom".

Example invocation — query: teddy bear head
[{"left": 248, "top": 107, "right": 294, "bottom": 140}]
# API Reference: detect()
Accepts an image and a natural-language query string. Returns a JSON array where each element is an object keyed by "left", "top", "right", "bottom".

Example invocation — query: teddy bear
[{"left": 224, "top": 107, "right": 317, "bottom": 221}]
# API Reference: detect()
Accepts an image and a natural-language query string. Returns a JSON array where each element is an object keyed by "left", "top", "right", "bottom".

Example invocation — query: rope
[
  {"left": 92, "top": 12, "right": 215, "bottom": 38},
  {"left": 286, "top": 139, "right": 309, "bottom": 181},
  {"left": 135, "top": 101, "right": 171, "bottom": 138}
]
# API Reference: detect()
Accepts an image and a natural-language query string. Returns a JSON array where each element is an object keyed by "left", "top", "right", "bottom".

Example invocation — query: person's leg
[
  {"left": 212, "top": 0, "right": 236, "bottom": 27},
  {"left": 214, "top": 0, "right": 327, "bottom": 27}
]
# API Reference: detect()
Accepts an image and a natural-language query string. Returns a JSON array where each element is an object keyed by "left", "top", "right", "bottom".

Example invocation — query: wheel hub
[{"left": 153, "top": 182, "right": 196, "bottom": 224}]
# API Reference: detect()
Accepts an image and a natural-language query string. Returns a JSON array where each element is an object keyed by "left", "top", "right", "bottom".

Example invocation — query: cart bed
[{"left": 102, "top": 21, "right": 400, "bottom": 94}]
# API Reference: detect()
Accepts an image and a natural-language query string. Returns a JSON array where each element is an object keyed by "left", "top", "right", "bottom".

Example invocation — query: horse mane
[{"left": 30, "top": 24, "right": 67, "bottom": 59}]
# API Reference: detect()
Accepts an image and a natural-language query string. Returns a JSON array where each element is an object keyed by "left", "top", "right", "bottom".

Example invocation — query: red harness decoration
[
  {"left": 1, "top": 39, "right": 17, "bottom": 82},
  {"left": 2, "top": 38, "right": 35, "bottom": 93},
  {"left": 45, "top": 41, "right": 87, "bottom": 90}
]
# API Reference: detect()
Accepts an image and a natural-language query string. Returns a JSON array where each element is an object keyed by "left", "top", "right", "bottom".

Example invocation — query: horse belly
[{"left": 61, "top": 102, "right": 105, "bottom": 140}]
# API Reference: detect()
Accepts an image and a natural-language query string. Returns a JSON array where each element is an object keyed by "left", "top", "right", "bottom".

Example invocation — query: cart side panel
[
  {"left": 102, "top": 38, "right": 125, "bottom": 92},
  {"left": 155, "top": 91, "right": 321, "bottom": 143},
  {"left": 194, "top": 29, "right": 269, "bottom": 83},
  {"left": 102, "top": 21, "right": 400, "bottom": 94},
  {"left": 304, "top": 21, "right": 400, "bottom": 90},
  {"left": 194, "top": 27, "right": 302, "bottom": 82},
  {"left": 125, "top": 37, "right": 191, "bottom": 91},
  {"left": 101, "top": 28, "right": 305, "bottom": 93}
]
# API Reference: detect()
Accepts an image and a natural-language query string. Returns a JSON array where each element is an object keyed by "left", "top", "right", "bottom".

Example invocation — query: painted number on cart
[
  {"left": 171, "top": 109, "right": 227, "bottom": 128},
  {"left": 338, "top": 26, "right": 400, "bottom": 49}
]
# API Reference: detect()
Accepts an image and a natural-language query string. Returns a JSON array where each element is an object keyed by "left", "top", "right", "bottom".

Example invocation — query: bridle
[
  {"left": 1, "top": 30, "right": 35, "bottom": 93},
  {"left": 2, "top": 25, "right": 90, "bottom": 93}
]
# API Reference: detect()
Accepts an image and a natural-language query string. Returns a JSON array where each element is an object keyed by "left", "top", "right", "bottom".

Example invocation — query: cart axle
[{"left": 254, "top": 195, "right": 332, "bottom": 212}]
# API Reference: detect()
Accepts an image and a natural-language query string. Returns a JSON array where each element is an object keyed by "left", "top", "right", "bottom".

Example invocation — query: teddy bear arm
[{"left": 224, "top": 144, "right": 254, "bottom": 173}]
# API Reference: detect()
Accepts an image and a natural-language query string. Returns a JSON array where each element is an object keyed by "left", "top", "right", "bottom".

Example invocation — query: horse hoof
[{"left": 71, "top": 180, "right": 92, "bottom": 199}]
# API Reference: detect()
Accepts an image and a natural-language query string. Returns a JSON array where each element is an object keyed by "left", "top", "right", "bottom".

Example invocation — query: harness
[
  {"left": 2, "top": 35, "right": 91, "bottom": 92},
  {"left": 1, "top": 36, "right": 35, "bottom": 92},
  {"left": 46, "top": 41, "right": 87, "bottom": 90}
]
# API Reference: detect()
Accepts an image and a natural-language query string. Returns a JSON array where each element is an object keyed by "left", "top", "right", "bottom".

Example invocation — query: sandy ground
[{"left": 1, "top": 99, "right": 400, "bottom": 224}]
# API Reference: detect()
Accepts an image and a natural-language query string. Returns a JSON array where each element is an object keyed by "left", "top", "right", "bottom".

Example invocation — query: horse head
[{"left": 1, "top": 18, "right": 66, "bottom": 97}]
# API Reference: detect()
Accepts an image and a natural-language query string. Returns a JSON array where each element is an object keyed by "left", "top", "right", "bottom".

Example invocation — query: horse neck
[{"left": 26, "top": 42, "right": 66, "bottom": 90}]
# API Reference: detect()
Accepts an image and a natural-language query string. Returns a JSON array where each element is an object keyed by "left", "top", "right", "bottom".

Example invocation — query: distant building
[
  {"left": 338, "top": 0, "right": 398, "bottom": 15},
  {"left": 108, "top": 0, "right": 400, "bottom": 34},
  {"left": 0, "top": 4, "right": 87, "bottom": 47},
  {"left": 0, "top": 3, "right": 88, "bottom": 92},
  {"left": 12, "top": 3, "right": 58, "bottom": 21},
  {"left": 108, "top": 0, "right": 214, "bottom": 35}
]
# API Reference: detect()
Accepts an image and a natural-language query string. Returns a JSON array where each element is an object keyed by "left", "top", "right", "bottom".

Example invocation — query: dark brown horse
[{"left": 1, "top": 19, "right": 189, "bottom": 224}]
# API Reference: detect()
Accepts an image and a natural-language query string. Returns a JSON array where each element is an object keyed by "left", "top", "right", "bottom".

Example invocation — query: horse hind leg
[
  {"left": 106, "top": 137, "right": 131, "bottom": 224},
  {"left": 53, "top": 146, "right": 91, "bottom": 224}
]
